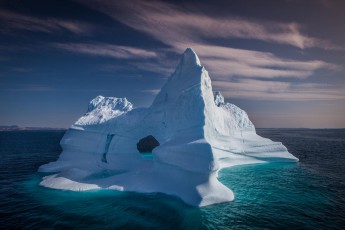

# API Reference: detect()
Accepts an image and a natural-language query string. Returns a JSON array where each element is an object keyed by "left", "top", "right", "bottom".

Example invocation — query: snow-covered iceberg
[{"left": 39, "top": 48, "right": 298, "bottom": 206}]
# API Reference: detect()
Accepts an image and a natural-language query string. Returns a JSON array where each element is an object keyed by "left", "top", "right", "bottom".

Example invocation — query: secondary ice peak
[{"left": 214, "top": 91, "right": 225, "bottom": 106}]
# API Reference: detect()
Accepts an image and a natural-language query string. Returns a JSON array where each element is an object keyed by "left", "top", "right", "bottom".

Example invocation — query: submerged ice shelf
[{"left": 39, "top": 48, "right": 298, "bottom": 206}]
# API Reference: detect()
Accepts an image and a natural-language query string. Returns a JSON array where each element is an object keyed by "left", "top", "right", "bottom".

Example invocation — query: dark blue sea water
[{"left": 1, "top": 129, "right": 345, "bottom": 229}]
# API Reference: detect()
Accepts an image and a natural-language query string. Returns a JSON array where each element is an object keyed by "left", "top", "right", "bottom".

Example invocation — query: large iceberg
[{"left": 39, "top": 48, "right": 298, "bottom": 206}]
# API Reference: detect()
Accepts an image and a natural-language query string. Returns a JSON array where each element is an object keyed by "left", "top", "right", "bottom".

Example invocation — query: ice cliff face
[{"left": 39, "top": 48, "right": 298, "bottom": 206}]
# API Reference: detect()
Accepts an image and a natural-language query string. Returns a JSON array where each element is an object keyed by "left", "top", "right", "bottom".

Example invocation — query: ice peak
[
  {"left": 181, "top": 48, "right": 201, "bottom": 67},
  {"left": 152, "top": 48, "right": 205, "bottom": 106}
]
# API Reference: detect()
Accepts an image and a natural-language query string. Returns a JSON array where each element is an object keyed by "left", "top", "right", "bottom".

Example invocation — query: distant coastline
[{"left": 0, "top": 125, "right": 67, "bottom": 131}]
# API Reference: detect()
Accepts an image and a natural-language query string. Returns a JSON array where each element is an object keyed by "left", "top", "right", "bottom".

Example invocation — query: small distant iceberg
[{"left": 39, "top": 48, "right": 298, "bottom": 206}]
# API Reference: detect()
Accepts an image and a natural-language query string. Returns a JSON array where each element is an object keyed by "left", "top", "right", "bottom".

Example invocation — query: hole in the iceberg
[{"left": 137, "top": 135, "right": 160, "bottom": 155}]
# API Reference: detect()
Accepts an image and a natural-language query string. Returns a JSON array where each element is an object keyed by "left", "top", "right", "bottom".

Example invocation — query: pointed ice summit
[{"left": 39, "top": 48, "right": 298, "bottom": 206}]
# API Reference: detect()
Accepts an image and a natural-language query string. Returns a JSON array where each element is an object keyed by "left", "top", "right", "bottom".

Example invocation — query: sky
[{"left": 0, "top": 0, "right": 344, "bottom": 128}]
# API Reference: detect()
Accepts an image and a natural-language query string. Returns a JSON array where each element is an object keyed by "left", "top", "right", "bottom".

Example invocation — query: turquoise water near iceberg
[{"left": 1, "top": 129, "right": 345, "bottom": 229}]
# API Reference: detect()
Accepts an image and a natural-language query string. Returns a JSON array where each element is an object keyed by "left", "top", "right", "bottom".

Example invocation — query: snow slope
[{"left": 39, "top": 48, "right": 298, "bottom": 206}]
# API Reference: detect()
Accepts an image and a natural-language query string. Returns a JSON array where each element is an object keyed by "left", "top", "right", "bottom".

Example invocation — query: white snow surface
[
  {"left": 75, "top": 96, "right": 133, "bottom": 126},
  {"left": 39, "top": 48, "right": 298, "bottom": 206}
]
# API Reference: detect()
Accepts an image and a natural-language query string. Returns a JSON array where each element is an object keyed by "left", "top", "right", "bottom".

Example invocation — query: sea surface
[{"left": 0, "top": 129, "right": 345, "bottom": 229}]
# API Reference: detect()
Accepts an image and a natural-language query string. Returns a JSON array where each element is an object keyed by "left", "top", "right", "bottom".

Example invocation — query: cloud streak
[
  {"left": 75, "top": 0, "right": 340, "bottom": 50},
  {"left": 54, "top": 43, "right": 158, "bottom": 59},
  {"left": 189, "top": 44, "right": 335, "bottom": 79},
  {"left": 73, "top": 0, "right": 338, "bottom": 80},
  {"left": 65, "top": 0, "right": 343, "bottom": 102},
  {"left": 213, "top": 79, "right": 345, "bottom": 101},
  {"left": 0, "top": 10, "right": 93, "bottom": 35}
]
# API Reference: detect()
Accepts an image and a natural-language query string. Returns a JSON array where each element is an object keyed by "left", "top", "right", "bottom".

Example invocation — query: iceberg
[{"left": 39, "top": 48, "right": 298, "bottom": 206}]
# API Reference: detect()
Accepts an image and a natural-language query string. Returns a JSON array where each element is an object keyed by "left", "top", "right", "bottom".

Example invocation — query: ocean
[{"left": 0, "top": 129, "right": 344, "bottom": 229}]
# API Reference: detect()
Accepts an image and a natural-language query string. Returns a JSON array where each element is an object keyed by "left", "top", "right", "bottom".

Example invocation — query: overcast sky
[{"left": 1, "top": 0, "right": 344, "bottom": 128}]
